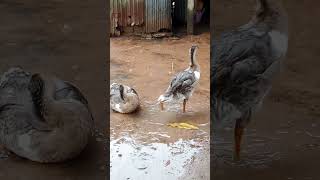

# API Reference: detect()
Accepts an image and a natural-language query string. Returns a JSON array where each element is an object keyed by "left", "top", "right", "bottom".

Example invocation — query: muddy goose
[
  {"left": 110, "top": 83, "right": 139, "bottom": 113},
  {"left": 211, "top": 0, "right": 288, "bottom": 160},
  {"left": 158, "top": 45, "right": 200, "bottom": 113},
  {"left": 0, "top": 67, "right": 93, "bottom": 163}
]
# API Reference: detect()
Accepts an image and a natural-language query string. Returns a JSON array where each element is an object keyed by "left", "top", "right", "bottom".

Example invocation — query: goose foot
[{"left": 233, "top": 126, "right": 244, "bottom": 161}]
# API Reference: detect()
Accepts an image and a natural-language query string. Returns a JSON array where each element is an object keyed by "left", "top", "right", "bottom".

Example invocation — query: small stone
[{"left": 118, "top": 154, "right": 122, "bottom": 157}]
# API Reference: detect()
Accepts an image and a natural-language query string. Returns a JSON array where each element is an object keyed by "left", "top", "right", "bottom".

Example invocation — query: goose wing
[
  {"left": 211, "top": 29, "right": 273, "bottom": 94},
  {"left": 28, "top": 74, "right": 93, "bottom": 130},
  {"left": 0, "top": 72, "right": 51, "bottom": 135},
  {"left": 167, "top": 70, "right": 196, "bottom": 96},
  {"left": 211, "top": 29, "right": 278, "bottom": 111},
  {"left": 58, "top": 81, "right": 94, "bottom": 124},
  {"left": 54, "top": 81, "right": 89, "bottom": 106}
]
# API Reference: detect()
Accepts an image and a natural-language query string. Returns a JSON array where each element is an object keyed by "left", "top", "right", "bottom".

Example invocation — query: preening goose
[
  {"left": 0, "top": 67, "right": 93, "bottom": 163},
  {"left": 158, "top": 45, "right": 201, "bottom": 113},
  {"left": 110, "top": 83, "right": 140, "bottom": 113}
]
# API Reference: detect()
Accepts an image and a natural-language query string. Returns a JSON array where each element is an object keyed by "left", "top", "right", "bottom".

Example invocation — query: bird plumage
[
  {"left": 110, "top": 83, "right": 140, "bottom": 113},
  {"left": 158, "top": 45, "right": 200, "bottom": 112},
  {"left": 211, "top": 0, "right": 288, "bottom": 159},
  {"left": 0, "top": 67, "right": 93, "bottom": 163}
]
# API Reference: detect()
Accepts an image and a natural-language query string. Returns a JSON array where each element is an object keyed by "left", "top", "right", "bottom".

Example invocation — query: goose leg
[
  {"left": 233, "top": 110, "right": 252, "bottom": 161},
  {"left": 234, "top": 120, "right": 244, "bottom": 161},
  {"left": 183, "top": 99, "right": 187, "bottom": 113},
  {"left": 160, "top": 101, "right": 164, "bottom": 111}
]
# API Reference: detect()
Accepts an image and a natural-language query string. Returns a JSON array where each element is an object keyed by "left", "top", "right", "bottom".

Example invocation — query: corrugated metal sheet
[
  {"left": 110, "top": 0, "right": 145, "bottom": 35},
  {"left": 145, "top": 0, "right": 172, "bottom": 33},
  {"left": 174, "top": 0, "right": 187, "bottom": 24}
]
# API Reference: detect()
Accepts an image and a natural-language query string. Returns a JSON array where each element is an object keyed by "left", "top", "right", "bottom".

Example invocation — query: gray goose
[
  {"left": 0, "top": 67, "right": 93, "bottom": 163},
  {"left": 211, "top": 0, "right": 288, "bottom": 160},
  {"left": 158, "top": 45, "right": 200, "bottom": 112}
]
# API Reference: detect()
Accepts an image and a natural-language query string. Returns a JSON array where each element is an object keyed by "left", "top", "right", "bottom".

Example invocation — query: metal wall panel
[
  {"left": 145, "top": 0, "right": 172, "bottom": 33},
  {"left": 110, "top": 0, "right": 145, "bottom": 35}
]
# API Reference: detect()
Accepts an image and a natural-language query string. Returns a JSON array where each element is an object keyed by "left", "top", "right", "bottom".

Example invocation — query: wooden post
[{"left": 187, "top": 0, "right": 195, "bottom": 35}]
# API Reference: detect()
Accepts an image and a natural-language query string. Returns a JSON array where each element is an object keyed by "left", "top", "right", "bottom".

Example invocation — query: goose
[
  {"left": 158, "top": 45, "right": 200, "bottom": 113},
  {"left": 211, "top": 0, "right": 288, "bottom": 160},
  {"left": 110, "top": 83, "right": 139, "bottom": 113},
  {"left": 0, "top": 67, "right": 94, "bottom": 163}
]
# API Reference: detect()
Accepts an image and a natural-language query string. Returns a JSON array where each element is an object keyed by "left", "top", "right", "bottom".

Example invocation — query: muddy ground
[
  {"left": 0, "top": 1, "right": 107, "bottom": 179},
  {"left": 110, "top": 33, "right": 210, "bottom": 180},
  {"left": 213, "top": 0, "right": 320, "bottom": 179}
]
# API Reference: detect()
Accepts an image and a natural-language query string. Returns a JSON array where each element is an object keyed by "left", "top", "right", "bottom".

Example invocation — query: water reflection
[
  {"left": 110, "top": 137, "right": 206, "bottom": 180},
  {"left": 213, "top": 129, "right": 282, "bottom": 169}
]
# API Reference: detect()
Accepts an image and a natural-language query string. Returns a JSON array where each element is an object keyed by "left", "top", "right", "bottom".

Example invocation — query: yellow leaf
[{"left": 167, "top": 122, "right": 199, "bottom": 130}]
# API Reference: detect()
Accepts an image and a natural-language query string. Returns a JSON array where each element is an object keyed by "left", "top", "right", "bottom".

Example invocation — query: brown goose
[
  {"left": 211, "top": 0, "right": 288, "bottom": 160},
  {"left": 0, "top": 67, "right": 93, "bottom": 163}
]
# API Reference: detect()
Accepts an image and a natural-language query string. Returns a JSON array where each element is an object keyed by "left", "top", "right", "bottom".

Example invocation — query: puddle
[
  {"left": 110, "top": 137, "right": 206, "bottom": 180},
  {"left": 213, "top": 129, "right": 282, "bottom": 169}
]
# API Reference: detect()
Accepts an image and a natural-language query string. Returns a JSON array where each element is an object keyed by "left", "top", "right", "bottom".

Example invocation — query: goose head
[
  {"left": 110, "top": 83, "right": 124, "bottom": 101},
  {"left": 187, "top": 45, "right": 201, "bottom": 74},
  {"left": 0, "top": 68, "right": 94, "bottom": 163},
  {"left": 110, "top": 83, "right": 138, "bottom": 102},
  {"left": 252, "top": 0, "right": 288, "bottom": 33},
  {"left": 189, "top": 45, "right": 199, "bottom": 69}
]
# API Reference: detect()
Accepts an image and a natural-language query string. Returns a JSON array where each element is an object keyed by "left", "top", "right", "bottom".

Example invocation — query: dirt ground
[
  {"left": 213, "top": 0, "right": 320, "bottom": 179},
  {"left": 110, "top": 33, "right": 210, "bottom": 180},
  {"left": 0, "top": 1, "right": 107, "bottom": 179}
]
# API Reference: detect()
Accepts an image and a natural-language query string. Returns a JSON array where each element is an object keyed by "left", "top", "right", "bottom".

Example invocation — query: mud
[
  {"left": 110, "top": 34, "right": 210, "bottom": 180},
  {"left": 0, "top": 0, "right": 107, "bottom": 179},
  {"left": 213, "top": 0, "right": 320, "bottom": 179}
]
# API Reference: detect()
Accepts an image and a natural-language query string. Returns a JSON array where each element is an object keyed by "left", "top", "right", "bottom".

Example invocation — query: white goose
[{"left": 110, "top": 83, "right": 140, "bottom": 113}]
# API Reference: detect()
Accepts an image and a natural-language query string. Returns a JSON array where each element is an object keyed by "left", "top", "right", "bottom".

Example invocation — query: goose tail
[{"left": 157, "top": 93, "right": 172, "bottom": 102}]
